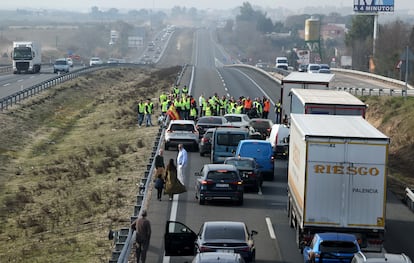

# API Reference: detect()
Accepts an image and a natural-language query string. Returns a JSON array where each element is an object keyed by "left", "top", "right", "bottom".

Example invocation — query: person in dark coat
[
  {"left": 154, "top": 173, "right": 164, "bottom": 201},
  {"left": 130, "top": 210, "right": 151, "bottom": 263},
  {"left": 164, "top": 159, "right": 186, "bottom": 201},
  {"left": 154, "top": 149, "right": 165, "bottom": 177}
]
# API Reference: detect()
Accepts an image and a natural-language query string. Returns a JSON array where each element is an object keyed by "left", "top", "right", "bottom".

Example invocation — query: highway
[
  {"left": 140, "top": 28, "right": 414, "bottom": 263},
  {"left": 1, "top": 27, "right": 413, "bottom": 262}
]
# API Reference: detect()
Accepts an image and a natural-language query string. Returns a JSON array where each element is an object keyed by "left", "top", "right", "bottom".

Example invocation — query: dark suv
[{"left": 195, "top": 164, "right": 244, "bottom": 205}]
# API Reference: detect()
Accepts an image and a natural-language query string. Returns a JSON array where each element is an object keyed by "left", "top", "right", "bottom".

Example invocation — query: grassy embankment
[{"left": 0, "top": 66, "right": 178, "bottom": 262}]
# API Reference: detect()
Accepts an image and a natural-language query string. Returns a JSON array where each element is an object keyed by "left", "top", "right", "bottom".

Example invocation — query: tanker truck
[{"left": 12, "top": 41, "right": 42, "bottom": 74}]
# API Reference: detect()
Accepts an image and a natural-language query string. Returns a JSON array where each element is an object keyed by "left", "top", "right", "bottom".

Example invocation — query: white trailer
[
  {"left": 288, "top": 114, "right": 389, "bottom": 252},
  {"left": 12, "top": 41, "right": 42, "bottom": 74},
  {"left": 290, "top": 88, "right": 367, "bottom": 118},
  {"left": 280, "top": 72, "right": 334, "bottom": 121}
]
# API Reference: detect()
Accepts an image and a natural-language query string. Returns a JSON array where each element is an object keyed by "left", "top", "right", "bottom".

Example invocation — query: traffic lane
[{"left": 164, "top": 151, "right": 283, "bottom": 263}]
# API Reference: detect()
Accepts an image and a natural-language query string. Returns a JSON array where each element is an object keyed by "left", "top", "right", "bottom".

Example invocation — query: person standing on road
[
  {"left": 154, "top": 149, "right": 165, "bottom": 177},
  {"left": 144, "top": 98, "right": 154, "bottom": 127},
  {"left": 164, "top": 158, "right": 186, "bottom": 201},
  {"left": 137, "top": 99, "right": 145, "bottom": 127},
  {"left": 130, "top": 210, "right": 151, "bottom": 263},
  {"left": 177, "top": 144, "right": 188, "bottom": 186},
  {"left": 275, "top": 100, "right": 282, "bottom": 124}
]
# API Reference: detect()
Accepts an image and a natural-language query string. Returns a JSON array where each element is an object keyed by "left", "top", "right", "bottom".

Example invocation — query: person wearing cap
[{"left": 131, "top": 210, "right": 151, "bottom": 263}]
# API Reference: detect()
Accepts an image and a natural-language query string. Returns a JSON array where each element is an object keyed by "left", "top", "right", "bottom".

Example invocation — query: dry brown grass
[{"left": 0, "top": 66, "right": 179, "bottom": 262}]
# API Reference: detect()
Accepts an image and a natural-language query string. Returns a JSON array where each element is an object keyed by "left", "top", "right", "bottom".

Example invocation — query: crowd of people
[{"left": 154, "top": 84, "right": 284, "bottom": 124}]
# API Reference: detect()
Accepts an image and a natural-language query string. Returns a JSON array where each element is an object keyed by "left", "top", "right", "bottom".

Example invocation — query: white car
[
  {"left": 164, "top": 120, "right": 199, "bottom": 151},
  {"left": 223, "top": 113, "right": 251, "bottom": 129},
  {"left": 89, "top": 57, "right": 103, "bottom": 66},
  {"left": 66, "top": 57, "right": 74, "bottom": 67}
]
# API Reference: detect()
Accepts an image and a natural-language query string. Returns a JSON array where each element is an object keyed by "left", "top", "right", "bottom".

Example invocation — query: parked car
[
  {"left": 164, "top": 220, "right": 257, "bottom": 263},
  {"left": 196, "top": 116, "right": 228, "bottom": 138},
  {"left": 352, "top": 252, "right": 412, "bottom": 263},
  {"left": 53, "top": 58, "right": 70, "bottom": 73},
  {"left": 194, "top": 164, "right": 244, "bottom": 205},
  {"left": 298, "top": 64, "right": 308, "bottom": 72},
  {"left": 303, "top": 233, "right": 360, "bottom": 263},
  {"left": 307, "top": 63, "right": 321, "bottom": 73},
  {"left": 267, "top": 124, "right": 290, "bottom": 159},
  {"left": 211, "top": 127, "right": 250, "bottom": 163},
  {"left": 249, "top": 118, "right": 274, "bottom": 140},
  {"left": 224, "top": 156, "right": 262, "bottom": 192},
  {"left": 235, "top": 140, "right": 274, "bottom": 180},
  {"left": 89, "top": 57, "right": 103, "bottom": 66},
  {"left": 224, "top": 114, "right": 251, "bottom": 129},
  {"left": 199, "top": 128, "right": 214, "bottom": 156},
  {"left": 164, "top": 120, "right": 199, "bottom": 151}
]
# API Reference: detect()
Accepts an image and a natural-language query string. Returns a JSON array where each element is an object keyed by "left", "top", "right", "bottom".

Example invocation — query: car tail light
[
  {"left": 367, "top": 238, "right": 383, "bottom": 245},
  {"left": 230, "top": 181, "right": 243, "bottom": 185},
  {"left": 166, "top": 129, "right": 172, "bottom": 133},
  {"left": 201, "top": 180, "right": 214, "bottom": 185},
  {"left": 201, "top": 137, "right": 210, "bottom": 143},
  {"left": 235, "top": 246, "right": 251, "bottom": 252}
]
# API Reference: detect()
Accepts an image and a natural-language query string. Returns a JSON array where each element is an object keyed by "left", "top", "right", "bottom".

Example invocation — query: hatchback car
[
  {"left": 307, "top": 63, "right": 321, "bottom": 73},
  {"left": 303, "top": 233, "right": 360, "bottom": 263},
  {"left": 164, "top": 220, "right": 257, "bottom": 263},
  {"left": 164, "top": 120, "right": 199, "bottom": 151},
  {"left": 196, "top": 116, "right": 228, "bottom": 138},
  {"left": 249, "top": 118, "right": 274, "bottom": 140},
  {"left": 194, "top": 164, "right": 244, "bottom": 205},
  {"left": 352, "top": 252, "right": 412, "bottom": 263},
  {"left": 53, "top": 58, "right": 70, "bottom": 73},
  {"left": 224, "top": 157, "right": 262, "bottom": 192},
  {"left": 199, "top": 128, "right": 214, "bottom": 156},
  {"left": 224, "top": 114, "right": 251, "bottom": 129}
]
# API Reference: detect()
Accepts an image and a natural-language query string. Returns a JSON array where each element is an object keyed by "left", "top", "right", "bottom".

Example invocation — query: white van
[
  {"left": 267, "top": 124, "right": 290, "bottom": 159},
  {"left": 275, "top": 57, "right": 289, "bottom": 70}
]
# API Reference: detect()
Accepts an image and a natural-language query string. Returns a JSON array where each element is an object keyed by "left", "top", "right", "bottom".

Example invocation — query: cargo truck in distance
[
  {"left": 11, "top": 41, "right": 42, "bottom": 74},
  {"left": 290, "top": 88, "right": 367, "bottom": 118},
  {"left": 287, "top": 114, "right": 389, "bottom": 253},
  {"left": 280, "top": 72, "right": 334, "bottom": 121}
]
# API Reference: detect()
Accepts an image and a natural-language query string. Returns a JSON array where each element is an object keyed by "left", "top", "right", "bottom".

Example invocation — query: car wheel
[
  {"left": 199, "top": 197, "right": 205, "bottom": 205},
  {"left": 200, "top": 151, "right": 204, "bottom": 157},
  {"left": 193, "top": 143, "right": 199, "bottom": 152},
  {"left": 164, "top": 143, "right": 169, "bottom": 150},
  {"left": 251, "top": 250, "right": 256, "bottom": 262},
  {"left": 237, "top": 197, "right": 243, "bottom": 206}
]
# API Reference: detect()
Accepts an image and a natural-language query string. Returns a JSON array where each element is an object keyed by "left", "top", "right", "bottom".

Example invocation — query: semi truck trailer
[
  {"left": 12, "top": 41, "right": 42, "bottom": 74},
  {"left": 287, "top": 114, "right": 389, "bottom": 252},
  {"left": 290, "top": 88, "right": 367, "bottom": 118}
]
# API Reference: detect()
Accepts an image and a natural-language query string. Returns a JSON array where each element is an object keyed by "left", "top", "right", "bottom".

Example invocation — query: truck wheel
[
  {"left": 288, "top": 202, "right": 294, "bottom": 228},
  {"left": 296, "top": 225, "right": 303, "bottom": 253}
]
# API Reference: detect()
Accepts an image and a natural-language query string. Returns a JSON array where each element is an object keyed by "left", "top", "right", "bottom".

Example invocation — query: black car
[
  {"left": 199, "top": 128, "right": 214, "bottom": 156},
  {"left": 195, "top": 164, "right": 244, "bottom": 205},
  {"left": 164, "top": 220, "right": 257, "bottom": 263},
  {"left": 196, "top": 116, "right": 228, "bottom": 138},
  {"left": 224, "top": 157, "right": 262, "bottom": 192},
  {"left": 249, "top": 118, "right": 274, "bottom": 140}
]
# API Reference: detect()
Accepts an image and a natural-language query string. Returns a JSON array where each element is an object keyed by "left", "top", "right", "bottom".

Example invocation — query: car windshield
[
  {"left": 203, "top": 224, "right": 245, "bottom": 240},
  {"left": 319, "top": 241, "right": 359, "bottom": 253},
  {"left": 251, "top": 121, "right": 270, "bottom": 129},
  {"left": 206, "top": 171, "right": 239, "bottom": 181},
  {"left": 170, "top": 124, "right": 194, "bottom": 132},
  {"left": 217, "top": 134, "right": 245, "bottom": 146},
  {"left": 55, "top": 60, "right": 67, "bottom": 65},
  {"left": 309, "top": 65, "right": 320, "bottom": 70},
  {"left": 225, "top": 159, "right": 253, "bottom": 169},
  {"left": 225, "top": 116, "right": 242, "bottom": 122}
]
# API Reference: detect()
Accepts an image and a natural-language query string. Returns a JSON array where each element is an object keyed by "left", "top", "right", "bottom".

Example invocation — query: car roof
[
  {"left": 239, "top": 139, "right": 271, "bottom": 145},
  {"left": 354, "top": 252, "right": 412, "bottom": 263},
  {"left": 316, "top": 232, "right": 357, "bottom": 242},
  {"left": 224, "top": 156, "right": 256, "bottom": 162},
  {"left": 214, "top": 127, "right": 249, "bottom": 132},
  {"left": 204, "top": 221, "right": 245, "bottom": 227},
  {"left": 170, "top": 120, "right": 196, "bottom": 125},
  {"left": 224, "top": 113, "right": 249, "bottom": 117},
  {"left": 204, "top": 164, "right": 239, "bottom": 172}
]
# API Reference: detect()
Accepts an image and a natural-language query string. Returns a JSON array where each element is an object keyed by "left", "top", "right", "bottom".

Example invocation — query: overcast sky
[{"left": 1, "top": 0, "right": 412, "bottom": 12}]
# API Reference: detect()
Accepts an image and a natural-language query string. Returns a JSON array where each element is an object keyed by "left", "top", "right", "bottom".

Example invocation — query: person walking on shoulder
[
  {"left": 130, "top": 210, "right": 151, "bottom": 263},
  {"left": 154, "top": 173, "right": 164, "bottom": 201},
  {"left": 154, "top": 149, "right": 165, "bottom": 177},
  {"left": 164, "top": 159, "right": 186, "bottom": 201},
  {"left": 177, "top": 144, "right": 188, "bottom": 185}
]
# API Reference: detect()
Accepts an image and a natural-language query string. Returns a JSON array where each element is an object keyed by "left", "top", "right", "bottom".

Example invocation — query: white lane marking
[
  {"left": 17, "top": 79, "right": 24, "bottom": 82},
  {"left": 3, "top": 83, "right": 10, "bottom": 87},
  {"left": 265, "top": 217, "right": 276, "bottom": 239},
  {"left": 162, "top": 181, "right": 180, "bottom": 263}
]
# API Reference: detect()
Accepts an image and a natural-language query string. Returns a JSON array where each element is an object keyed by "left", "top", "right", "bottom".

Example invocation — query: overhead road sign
[{"left": 354, "top": 0, "right": 394, "bottom": 13}]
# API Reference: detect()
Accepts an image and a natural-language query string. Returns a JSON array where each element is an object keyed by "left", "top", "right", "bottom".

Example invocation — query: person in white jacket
[{"left": 176, "top": 144, "right": 188, "bottom": 185}]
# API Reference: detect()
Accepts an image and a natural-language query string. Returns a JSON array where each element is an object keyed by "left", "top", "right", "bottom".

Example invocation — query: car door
[{"left": 164, "top": 220, "right": 197, "bottom": 256}]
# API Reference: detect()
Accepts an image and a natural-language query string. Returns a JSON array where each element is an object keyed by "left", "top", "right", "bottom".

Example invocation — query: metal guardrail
[
  {"left": 0, "top": 63, "right": 146, "bottom": 111},
  {"left": 405, "top": 188, "right": 414, "bottom": 212},
  {"left": 109, "top": 64, "right": 188, "bottom": 263},
  {"left": 0, "top": 65, "right": 12, "bottom": 74}
]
